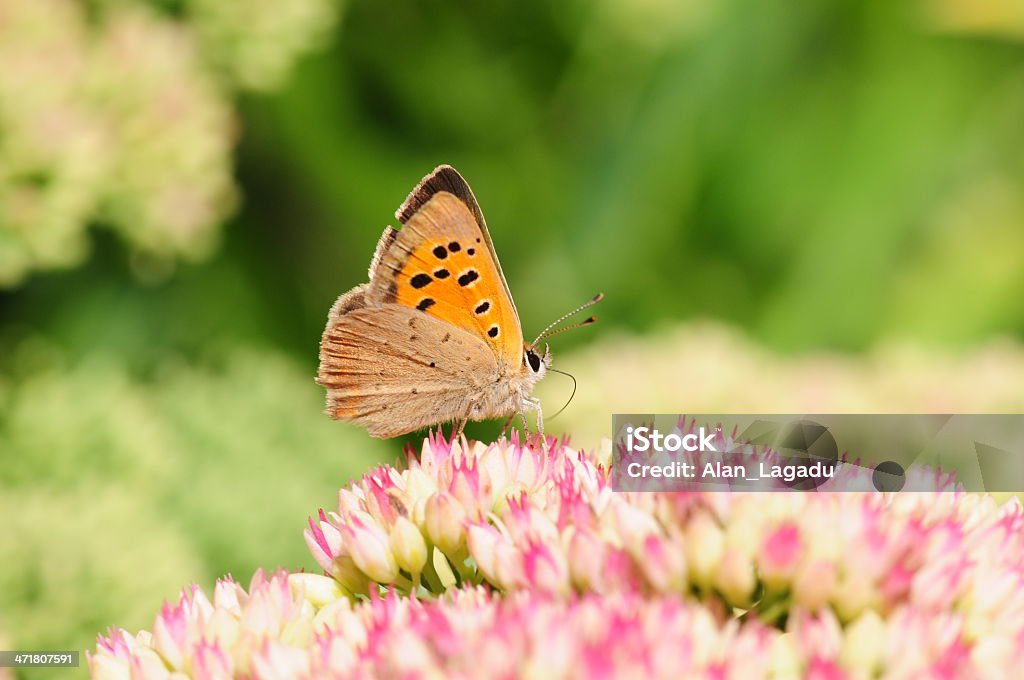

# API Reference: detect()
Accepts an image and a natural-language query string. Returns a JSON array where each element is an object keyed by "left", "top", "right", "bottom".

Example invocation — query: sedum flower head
[
  {"left": 0, "top": 0, "right": 342, "bottom": 286},
  {"left": 90, "top": 433, "right": 1024, "bottom": 679},
  {"left": 306, "top": 433, "right": 1024, "bottom": 631},
  {"left": 91, "top": 572, "right": 778, "bottom": 679},
  {"left": 91, "top": 568, "right": 1024, "bottom": 679}
]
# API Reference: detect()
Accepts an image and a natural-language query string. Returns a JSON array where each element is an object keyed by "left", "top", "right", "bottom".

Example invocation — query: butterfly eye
[{"left": 526, "top": 349, "right": 542, "bottom": 373}]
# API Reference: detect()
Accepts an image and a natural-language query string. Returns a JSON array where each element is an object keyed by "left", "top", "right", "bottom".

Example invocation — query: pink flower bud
[
  {"left": 192, "top": 642, "right": 232, "bottom": 680},
  {"left": 389, "top": 515, "right": 428, "bottom": 576},
  {"left": 714, "top": 548, "right": 756, "bottom": 606},
  {"left": 425, "top": 492, "right": 467, "bottom": 556},
  {"left": 793, "top": 560, "right": 837, "bottom": 611},
  {"left": 342, "top": 511, "right": 399, "bottom": 583},
  {"left": 287, "top": 573, "right": 349, "bottom": 608},
  {"left": 522, "top": 539, "right": 571, "bottom": 595},
  {"left": 684, "top": 511, "right": 724, "bottom": 590},
  {"left": 637, "top": 534, "right": 687, "bottom": 593},
  {"left": 759, "top": 521, "right": 802, "bottom": 589},
  {"left": 567, "top": 528, "right": 608, "bottom": 592},
  {"left": 838, "top": 610, "right": 886, "bottom": 675},
  {"left": 467, "top": 523, "right": 524, "bottom": 589}
]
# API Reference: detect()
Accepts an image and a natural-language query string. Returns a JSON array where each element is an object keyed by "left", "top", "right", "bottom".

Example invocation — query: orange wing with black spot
[{"left": 365, "top": 166, "right": 524, "bottom": 370}]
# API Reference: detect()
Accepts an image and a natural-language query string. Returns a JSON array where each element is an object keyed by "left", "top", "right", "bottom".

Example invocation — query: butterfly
[{"left": 317, "top": 165, "right": 602, "bottom": 439}]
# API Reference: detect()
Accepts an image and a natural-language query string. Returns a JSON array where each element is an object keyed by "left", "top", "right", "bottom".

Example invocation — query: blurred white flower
[{"left": 0, "top": 0, "right": 345, "bottom": 286}]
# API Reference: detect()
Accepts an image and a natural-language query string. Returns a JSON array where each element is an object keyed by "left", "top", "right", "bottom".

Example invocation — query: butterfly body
[{"left": 317, "top": 166, "right": 552, "bottom": 439}]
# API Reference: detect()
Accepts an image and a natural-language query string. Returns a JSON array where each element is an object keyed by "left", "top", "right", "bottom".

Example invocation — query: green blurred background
[{"left": 2, "top": 0, "right": 1024, "bottom": 672}]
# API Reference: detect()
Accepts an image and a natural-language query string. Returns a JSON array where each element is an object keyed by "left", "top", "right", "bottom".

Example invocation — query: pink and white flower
[{"left": 92, "top": 433, "right": 1024, "bottom": 679}]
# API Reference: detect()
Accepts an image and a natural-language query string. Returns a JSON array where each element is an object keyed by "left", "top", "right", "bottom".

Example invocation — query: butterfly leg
[
  {"left": 521, "top": 396, "right": 544, "bottom": 438},
  {"left": 533, "top": 398, "right": 544, "bottom": 438},
  {"left": 499, "top": 414, "right": 516, "bottom": 438},
  {"left": 452, "top": 419, "right": 467, "bottom": 442}
]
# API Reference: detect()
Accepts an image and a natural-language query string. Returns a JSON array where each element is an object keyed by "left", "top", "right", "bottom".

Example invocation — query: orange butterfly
[{"left": 317, "top": 165, "right": 601, "bottom": 438}]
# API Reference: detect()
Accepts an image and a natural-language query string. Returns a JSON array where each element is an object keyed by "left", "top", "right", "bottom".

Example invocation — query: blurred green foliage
[
  {"left": 245, "top": 0, "right": 1024, "bottom": 352},
  {"left": 1, "top": 0, "right": 1024, "bottom": 671},
  {"left": 0, "top": 338, "right": 388, "bottom": 670}
]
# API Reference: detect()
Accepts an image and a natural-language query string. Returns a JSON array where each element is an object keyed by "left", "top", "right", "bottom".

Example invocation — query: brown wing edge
[
  {"left": 396, "top": 165, "right": 487, "bottom": 229},
  {"left": 367, "top": 226, "right": 398, "bottom": 280},
  {"left": 325, "top": 283, "right": 369, "bottom": 325},
  {"left": 317, "top": 283, "right": 368, "bottom": 406}
]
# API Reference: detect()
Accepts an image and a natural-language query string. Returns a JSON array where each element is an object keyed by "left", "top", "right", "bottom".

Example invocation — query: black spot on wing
[
  {"left": 458, "top": 270, "right": 479, "bottom": 287},
  {"left": 410, "top": 273, "right": 432, "bottom": 289},
  {"left": 448, "top": 241, "right": 461, "bottom": 252},
  {"left": 475, "top": 301, "right": 490, "bottom": 315},
  {"left": 467, "top": 248, "right": 475, "bottom": 256},
  {"left": 416, "top": 298, "right": 435, "bottom": 311},
  {"left": 434, "top": 268, "right": 450, "bottom": 279},
  {"left": 432, "top": 245, "right": 448, "bottom": 259},
  {"left": 488, "top": 326, "right": 499, "bottom": 338}
]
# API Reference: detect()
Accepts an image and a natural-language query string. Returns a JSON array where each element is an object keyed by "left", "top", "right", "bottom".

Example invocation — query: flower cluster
[
  {"left": 182, "top": 0, "right": 342, "bottom": 91},
  {"left": 0, "top": 0, "right": 342, "bottom": 286},
  {"left": 93, "top": 433, "right": 1024, "bottom": 678},
  {"left": 0, "top": 0, "right": 236, "bottom": 286},
  {"left": 306, "top": 432, "right": 1019, "bottom": 624},
  {"left": 91, "top": 571, "right": 780, "bottom": 679},
  {"left": 91, "top": 567, "right": 1024, "bottom": 679}
]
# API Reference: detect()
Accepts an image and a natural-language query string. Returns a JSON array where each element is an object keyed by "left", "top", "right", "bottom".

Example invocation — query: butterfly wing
[
  {"left": 365, "top": 165, "right": 524, "bottom": 371},
  {"left": 318, "top": 301, "right": 500, "bottom": 438},
  {"left": 394, "top": 165, "right": 520, "bottom": 326}
]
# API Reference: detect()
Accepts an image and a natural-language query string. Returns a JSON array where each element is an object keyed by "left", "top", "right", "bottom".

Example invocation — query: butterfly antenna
[
  {"left": 533, "top": 293, "right": 604, "bottom": 345},
  {"left": 546, "top": 368, "right": 577, "bottom": 421},
  {"left": 536, "top": 316, "right": 598, "bottom": 341}
]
